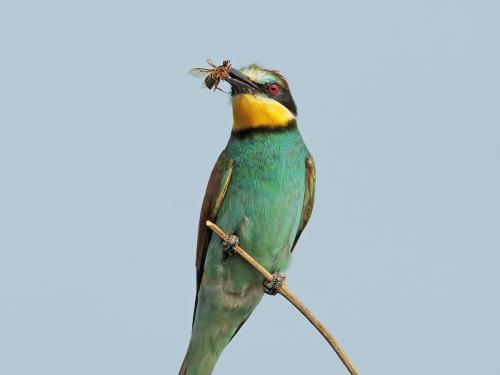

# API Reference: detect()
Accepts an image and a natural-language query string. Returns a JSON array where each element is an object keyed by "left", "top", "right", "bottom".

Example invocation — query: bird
[{"left": 179, "top": 64, "right": 316, "bottom": 375}]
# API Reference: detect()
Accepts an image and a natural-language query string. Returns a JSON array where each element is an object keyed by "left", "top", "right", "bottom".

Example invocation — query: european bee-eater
[{"left": 180, "top": 64, "right": 315, "bottom": 375}]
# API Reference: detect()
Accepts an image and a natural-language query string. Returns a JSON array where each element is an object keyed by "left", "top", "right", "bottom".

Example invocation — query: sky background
[{"left": 1, "top": 1, "right": 499, "bottom": 374}]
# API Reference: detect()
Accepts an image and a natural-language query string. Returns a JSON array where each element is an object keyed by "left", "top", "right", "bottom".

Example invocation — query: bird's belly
[
  {"left": 203, "top": 162, "right": 305, "bottom": 301},
  {"left": 226, "top": 167, "right": 304, "bottom": 261}
]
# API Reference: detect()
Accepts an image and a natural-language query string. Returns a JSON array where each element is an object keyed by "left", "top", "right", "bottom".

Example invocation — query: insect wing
[
  {"left": 188, "top": 68, "right": 211, "bottom": 78},
  {"left": 206, "top": 58, "right": 217, "bottom": 68}
]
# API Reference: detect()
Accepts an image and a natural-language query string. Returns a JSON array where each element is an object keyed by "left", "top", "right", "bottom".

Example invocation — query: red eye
[{"left": 268, "top": 82, "right": 280, "bottom": 95}]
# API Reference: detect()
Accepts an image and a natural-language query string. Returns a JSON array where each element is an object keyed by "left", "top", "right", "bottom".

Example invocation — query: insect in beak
[{"left": 188, "top": 59, "right": 232, "bottom": 93}]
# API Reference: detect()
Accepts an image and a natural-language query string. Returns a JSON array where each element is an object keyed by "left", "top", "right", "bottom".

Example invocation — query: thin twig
[{"left": 206, "top": 220, "right": 360, "bottom": 375}]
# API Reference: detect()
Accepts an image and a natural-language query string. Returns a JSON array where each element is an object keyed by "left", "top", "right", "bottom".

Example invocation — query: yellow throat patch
[{"left": 231, "top": 94, "right": 295, "bottom": 132}]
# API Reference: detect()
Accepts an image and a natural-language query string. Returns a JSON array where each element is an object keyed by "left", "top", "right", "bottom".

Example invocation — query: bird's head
[{"left": 225, "top": 64, "right": 297, "bottom": 133}]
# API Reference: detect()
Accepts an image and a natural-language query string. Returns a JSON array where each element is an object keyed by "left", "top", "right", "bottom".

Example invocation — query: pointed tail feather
[
  {"left": 178, "top": 341, "right": 219, "bottom": 375},
  {"left": 178, "top": 351, "right": 189, "bottom": 375},
  {"left": 178, "top": 308, "right": 257, "bottom": 375}
]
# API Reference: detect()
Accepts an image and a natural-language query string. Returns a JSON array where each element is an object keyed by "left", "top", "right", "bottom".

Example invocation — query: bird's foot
[
  {"left": 263, "top": 273, "right": 286, "bottom": 296},
  {"left": 222, "top": 235, "right": 239, "bottom": 259}
]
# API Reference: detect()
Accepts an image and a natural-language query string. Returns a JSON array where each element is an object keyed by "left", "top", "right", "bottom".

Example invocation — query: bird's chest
[
  {"left": 229, "top": 156, "right": 304, "bottom": 213},
  {"left": 218, "top": 136, "right": 307, "bottom": 269}
]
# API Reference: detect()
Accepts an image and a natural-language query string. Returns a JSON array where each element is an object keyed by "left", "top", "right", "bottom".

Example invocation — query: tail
[
  {"left": 178, "top": 295, "right": 261, "bottom": 375},
  {"left": 179, "top": 268, "right": 264, "bottom": 375},
  {"left": 177, "top": 336, "right": 224, "bottom": 375},
  {"left": 178, "top": 312, "right": 251, "bottom": 375},
  {"left": 178, "top": 352, "right": 189, "bottom": 375}
]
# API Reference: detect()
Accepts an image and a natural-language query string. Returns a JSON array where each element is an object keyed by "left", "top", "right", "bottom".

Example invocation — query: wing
[
  {"left": 291, "top": 154, "right": 316, "bottom": 252},
  {"left": 195, "top": 151, "right": 234, "bottom": 298},
  {"left": 206, "top": 58, "right": 217, "bottom": 67},
  {"left": 188, "top": 68, "right": 211, "bottom": 78}
]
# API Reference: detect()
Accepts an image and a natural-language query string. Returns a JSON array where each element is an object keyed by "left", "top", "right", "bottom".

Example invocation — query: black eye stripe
[{"left": 247, "top": 81, "right": 296, "bottom": 115}]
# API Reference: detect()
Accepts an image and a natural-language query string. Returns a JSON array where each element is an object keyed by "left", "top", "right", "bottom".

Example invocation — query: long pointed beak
[{"left": 225, "top": 68, "right": 261, "bottom": 94}]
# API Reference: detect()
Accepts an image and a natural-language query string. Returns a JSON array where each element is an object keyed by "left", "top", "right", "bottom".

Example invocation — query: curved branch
[{"left": 206, "top": 220, "right": 360, "bottom": 375}]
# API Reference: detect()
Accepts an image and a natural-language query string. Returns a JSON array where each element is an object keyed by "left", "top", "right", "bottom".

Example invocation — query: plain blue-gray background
[{"left": 1, "top": 1, "right": 499, "bottom": 374}]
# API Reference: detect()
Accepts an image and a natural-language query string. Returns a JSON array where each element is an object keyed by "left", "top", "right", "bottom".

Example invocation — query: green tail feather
[
  {"left": 179, "top": 284, "right": 261, "bottom": 375},
  {"left": 177, "top": 334, "right": 224, "bottom": 375}
]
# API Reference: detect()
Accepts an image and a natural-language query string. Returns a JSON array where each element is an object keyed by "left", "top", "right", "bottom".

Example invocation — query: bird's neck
[{"left": 231, "top": 94, "right": 296, "bottom": 133}]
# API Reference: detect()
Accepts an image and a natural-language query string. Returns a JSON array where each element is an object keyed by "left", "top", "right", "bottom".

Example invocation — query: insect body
[{"left": 189, "top": 59, "right": 231, "bottom": 91}]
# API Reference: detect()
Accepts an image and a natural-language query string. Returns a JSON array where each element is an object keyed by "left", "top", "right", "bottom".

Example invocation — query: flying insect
[{"left": 188, "top": 58, "right": 231, "bottom": 91}]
